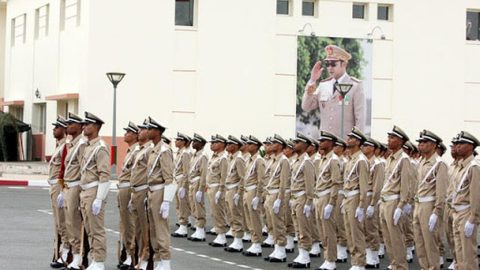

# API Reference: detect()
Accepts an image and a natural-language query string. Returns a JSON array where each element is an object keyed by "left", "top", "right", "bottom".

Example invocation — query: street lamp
[
  {"left": 334, "top": 83, "right": 353, "bottom": 138},
  {"left": 106, "top": 72, "right": 125, "bottom": 179}
]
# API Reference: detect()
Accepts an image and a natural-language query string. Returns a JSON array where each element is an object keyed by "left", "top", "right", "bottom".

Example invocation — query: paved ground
[{"left": 0, "top": 186, "right": 428, "bottom": 270}]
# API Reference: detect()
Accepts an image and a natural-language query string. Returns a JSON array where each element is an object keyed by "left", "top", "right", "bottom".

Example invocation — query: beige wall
[{"left": 0, "top": 2, "right": 6, "bottom": 100}]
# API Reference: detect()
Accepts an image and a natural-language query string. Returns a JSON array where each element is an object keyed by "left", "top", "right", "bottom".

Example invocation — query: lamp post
[
  {"left": 106, "top": 72, "right": 125, "bottom": 179},
  {"left": 334, "top": 83, "right": 353, "bottom": 138}
]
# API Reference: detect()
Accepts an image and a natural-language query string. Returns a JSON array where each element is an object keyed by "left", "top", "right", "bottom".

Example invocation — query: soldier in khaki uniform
[
  {"left": 242, "top": 136, "right": 266, "bottom": 257},
  {"left": 301, "top": 45, "right": 366, "bottom": 138},
  {"left": 413, "top": 130, "right": 448, "bottom": 270},
  {"left": 78, "top": 112, "right": 110, "bottom": 270},
  {"left": 187, "top": 133, "right": 208, "bottom": 242},
  {"left": 223, "top": 136, "right": 247, "bottom": 252},
  {"left": 264, "top": 134, "right": 291, "bottom": 263},
  {"left": 401, "top": 141, "right": 418, "bottom": 263},
  {"left": 206, "top": 135, "right": 229, "bottom": 247},
  {"left": 145, "top": 117, "right": 175, "bottom": 270},
  {"left": 380, "top": 126, "right": 411, "bottom": 270},
  {"left": 171, "top": 132, "right": 193, "bottom": 238},
  {"left": 286, "top": 133, "right": 315, "bottom": 268},
  {"left": 49, "top": 116, "right": 70, "bottom": 268},
  {"left": 240, "top": 135, "right": 253, "bottom": 243},
  {"left": 117, "top": 122, "right": 140, "bottom": 269},
  {"left": 361, "top": 137, "right": 384, "bottom": 268},
  {"left": 305, "top": 138, "right": 322, "bottom": 257},
  {"left": 450, "top": 131, "right": 480, "bottom": 270},
  {"left": 333, "top": 137, "right": 349, "bottom": 263},
  {"left": 315, "top": 131, "right": 342, "bottom": 270},
  {"left": 129, "top": 119, "right": 154, "bottom": 269},
  {"left": 261, "top": 137, "right": 276, "bottom": 244},
  {"left": 343, "top": 127, "right": 369, "bottom": 269},
  {"left": 61, "top": 112, "right": 87, "bottom": 270}
]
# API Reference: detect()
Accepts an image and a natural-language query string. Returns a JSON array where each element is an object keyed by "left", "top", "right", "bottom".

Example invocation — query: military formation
[{"left": 47, "top": 111, "right": 480, "bottom": 270}]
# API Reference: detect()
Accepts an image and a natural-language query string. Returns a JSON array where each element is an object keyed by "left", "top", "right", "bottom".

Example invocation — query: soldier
[
  {"left": 380, "top": 126, "right": 412, "bottom": 270},
  {"left": 450, "top": 131, "right": 480, "bottom": 270},
  {"left": 261, "top": 137, "right": 275, "bottom": 242},
  {"left": 49, "top": 116, "right": 70, "bottom": 268},
  {"left": 78, "top": 112, "right": 110, "bottom": 270},
  {"left": 206, "top": 135, "right": 229, "bottom": 247},
  {"left": 301, "top": 45, "right": 366, "bottom": 138},
  {"left": 315, "top": 131, "right": 342, "bottom": 270},
  {"left": 187, "top": 133, "right": 209, "bottom": 242},
  {"left": 361, "top": 137, "right": 385, "bottom": 268},
  {"left": 224, "top": 135, "right": 247, "bottom": 252},
  {"left": 242, "top": 136, "right": 266, "bottom": 257},
  {"left": 401, "top": 141, "right": 418, "bottom": 263},
  {"left": 129, "top": 118, "right": 154, "bottom": 270},
  {"left": 117, "top": 122, "right": 140, "bottom": 269},
  {"left": 284, "top": 140, "right": 297, "bottom": 164},
  {"left": 305, "top": 137, "right": 322, "bottom": 257},
  {"left": 61, "top": 112, "right": 86, "bottom": 270},
  {"left": 239, "top": 135, "right": 252, "bottom": 243},
  {"left": 171, "top": 132, "right": 193, "bottom": 238},
  {"left": 413, "top": 130, "right": 448, "bottom": 269},
  {"left": 342, "top": 127, "right": 369, "bottom": 269},
  {"left": 374, "top": 142, "right": 387, "bottom": 259},
  {"left": 264, "top": 134, "right": 291, "bottom": 263},
  {"left": 333, "top": 137, "right": 349, "bottom": 263}
]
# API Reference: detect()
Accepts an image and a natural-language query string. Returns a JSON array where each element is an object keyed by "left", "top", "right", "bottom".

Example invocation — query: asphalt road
[{"left": 0, "top": 186, "right": 430, "bottom": 270}]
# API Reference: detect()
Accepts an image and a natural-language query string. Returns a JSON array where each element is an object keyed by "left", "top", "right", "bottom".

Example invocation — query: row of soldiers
[{"left": 47, "top": 112, "right": 480, "bottom": 270}]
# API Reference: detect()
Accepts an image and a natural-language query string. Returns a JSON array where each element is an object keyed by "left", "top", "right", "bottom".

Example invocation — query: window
[
  {"left": 302, "top": 0, "right": 315, "bottom": 16},
  {"left": 35, "top": 5, "right": 50, "bottom": 39},
  {"left": 175, "top": 0, "right": 194, "bottom": 26},
  {"left": 353, "top": 3, "right": 366, "bottom": 19},
  {"left": 60, "top": 0, "right": 81, "bottom": 31},
  {"left": 11, "top": 14, "right": 26, "bottom": 46},
  {"left": 33, "top": 104, "right": 46, "bottom": 134},
  {"left": 377, "top": 5, "right": 392, "bottom": 21},
  {"left": 277, "top": 0, "right": 289, "bottom": 15},
  {"left": 467, "top": 11, "right": 480, "bottom": 41}
]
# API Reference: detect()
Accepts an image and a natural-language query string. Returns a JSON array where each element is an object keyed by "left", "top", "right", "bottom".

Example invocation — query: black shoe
[
  {"left": 261, "top": 243, "right": 274, "bottom": 248},
  {"left": 309, "top": 253, "right": 321, "bottom": 258},
  {"left": 336, "top": 258, "right": 347, "bottom": 263},
  {"left": 446, "top": 258, "right": 453, "bottom": 262},
  {"left": 190, "top": 226, "right": 197, "bottom": 231},
  {"left": 268, "top": 257, "right": 287, "bottom": 263},
  {"left": 407, "top": 258, "right": 413, "bottom": 263},
  {"left": 243, "top": 251, "right": 262, "bottom": 257},
  {"left": 286, "top": 248, "right": 295, "bottom": 253},
  {"left": 316, "top": 268, "right": 336, "bottom": 270},
  {"left": 288, "top": 262, "right": 310, "bottom": 268},
  {"left": 226, "top": 235, "right": 234, "bottom": 239},
  {"left": 188, "top": 237, "right": 205, "bottom": 242},
  {"left": 366, "top": 264, "right": 379, "bottom": 269},
  {"left": 379, "top": 254, "right": 385, "bottom": 259},
  {"left": 224, "top": 247, "right": 243, "bottom": 252},
  {"left": 68, "top": 267, "right": 81, "bottom": 270},
  {"left": 50, "top": 261, "right": 65, "bottom": 268},
  {"left": 262, "top": 231, "right": 268, "bottom": 236},
  {"left": 207, "top": 231, "right": 217, "bottom": 236},
  {"left": 119, "top": 264, "right": 132, "bottom": 270},
  {"left": 171, "top": 232, "right": 188, "bottom": 238},
  {"left": 242, "top": 239, "right": 251, "bottom": 243},
  {"left": 209, "top": 242, "right": 227, "bottom": 247}
]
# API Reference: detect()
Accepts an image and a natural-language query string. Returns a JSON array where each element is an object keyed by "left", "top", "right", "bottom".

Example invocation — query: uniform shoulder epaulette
[
  {"left": 331, "top": 153, "right": 339, "bottom": 161},
  {"left": 320, "top": 76, "right": 333, "bottom": 83},
  {"left": 99, "top": 140, "right": 106, "bottom": 148},
  {"left": 350, "top": 76, "right": 361, "bottom": 83}
]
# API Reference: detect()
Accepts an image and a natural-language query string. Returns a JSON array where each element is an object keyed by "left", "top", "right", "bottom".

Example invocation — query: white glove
[
  {"left": 160, "top": 201, "right": 170, "bottom": 219},
  {"left": 92, "top": 199, "right": 102, "bottom": 216},
  {"left": 233, "top": 193, "right": 240, "bottom": 206},
  {"left": 428, "top": 213, "right": 438, "bottom": 232},
  {"left": 355, "top": 207, "right": 365, "bottom": 222},
  {"left": 178, "top": 187, "right": 186, "bottom": 199},
  {"left": 215, "top": 191, "right": 222, "bottom": 204},
  {"left": 303, "top": 204, "right": 312, "bottom": 218},
  {"left": 366, "top": 205, "right": 375, "bottom": 218},
  {"left": 464, "top": 220, "right": 475, "bottom": 238},
  {"left": 323, "top": 204, "right": 333, "bottom": 220},
  {"left": 128, "top": 199, "right": 134, "bottom": 213},
  {"left": 56, "top": 192, "right": 65, "bottom": 208},
  {"left": 273, "top": 199, "right": 281, "bottom": 214},
  {"left": 403, "top": 203, "right": 412, "bottom": 215},
  {"left": 393, "top": 207, "right": 402, "bottom": 226},
  {"left": 252, "top": 196, "right": 260, "bottom": 210},
  {"left": 195, "top": 191, "right": 203, "bottom": 203}
]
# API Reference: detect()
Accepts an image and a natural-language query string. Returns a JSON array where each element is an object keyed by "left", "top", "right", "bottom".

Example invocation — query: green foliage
[
  {"left": 0, "top": 112, "right": 19, "bottom": 161},
  {"left": 296, "top": 36, "right": 366, "bottom": 125}
]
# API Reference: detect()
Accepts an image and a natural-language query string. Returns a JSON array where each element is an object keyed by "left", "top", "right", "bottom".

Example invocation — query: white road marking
[
  {"left": 37, "top": 209, "right": 53, "bottom": 215},
  {"left": 8, "top": 186, "right": 26, "bottom": 190}
]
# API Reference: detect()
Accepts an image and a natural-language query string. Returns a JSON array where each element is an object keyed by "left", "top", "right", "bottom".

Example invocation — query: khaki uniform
[
  {"left": 264, "top": 153, "right": 291, "bottom": 246},
  {"left": 117, "top": 143, "right": 139, "bottom": 257},
  {"left": 225, "top": 151, "right": 246, "bottom": 238},
  {"left": 49, "top": 138, "right": 69, "bottom": 253},
  {"left": 343, "top": 150, "right": 369, "bottom": 267},
  {"left": 444, "top": 161, "right": 460, "bottom": 263},
  {"left": 263, "top": 155, "right": 276, "bottom": 235},
  {"left": 174, "top": 147, "right": 192, "bottom": 226},
  {"left": 63, "top": 135, "right": 87, "bottom": 254},
  {"left": 403, "top": 159, "right": 418, "bottom": 250},
  {"left": 380, "top": 149, "right": 411, "bottom": 270},
  {"left": 130, "top": 141, "right": 154, "bottom": 262},
  {"left": 206, "top": 151, "right": 228, "bottom": 234},
  {"left": 451, "top": 155, "right": 480, "bottom": 270},
  {"left": 335, "top": 156, "right": 348, "bottom": 247},
  {"left": 365, "top": 157, "right": 385, "bottom": 252},
  {"left": 188, "top": 148, "right": 208, "bottom": 228},
  {"left": 241, "top": 152, "right": 252, "bottom": 235},
  {"left": 242, "top": 153, "right": 265, "bottom": 244},
  {"left": 308, "top": 153, "right": 322, "bottom": 245},
  {"left": 314, "top": 151, "right": 342, "bottom": 261},
  {"left": 146, "top": 141, "right": 174, "bottom": 261},
  {"left": 413, "top": 153, "right": 447, "bottom": 269},
  {"left": 79, "top": 137, "right": 110, "bottom": 262},
  {"left": 290, "top": 153, "right": 315, "bottom": 250}
]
